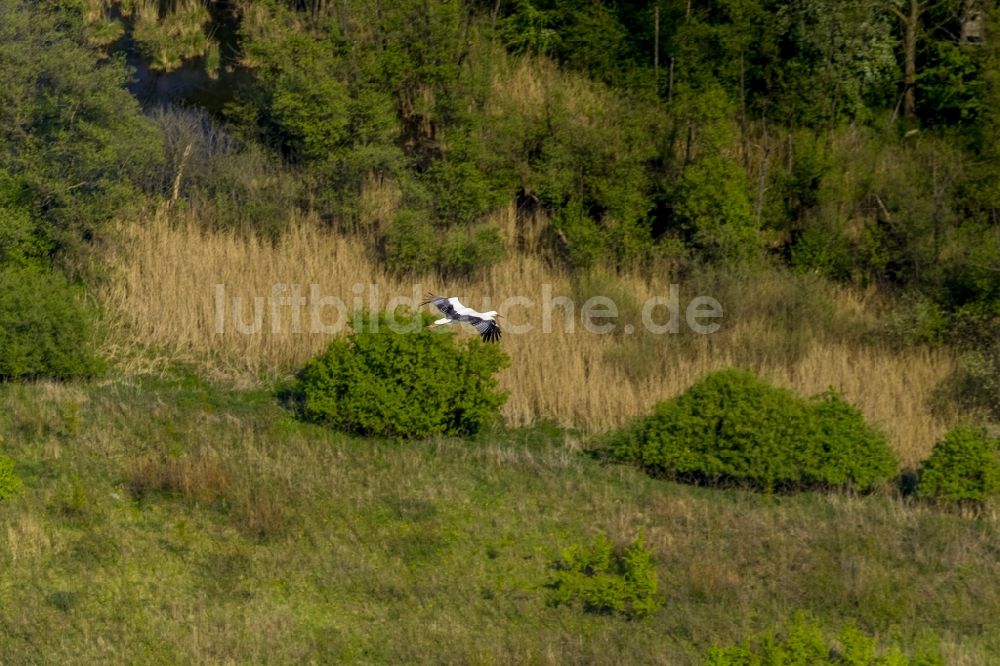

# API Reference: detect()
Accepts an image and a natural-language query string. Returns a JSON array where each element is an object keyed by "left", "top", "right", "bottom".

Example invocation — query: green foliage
[
  {"left": 131, "top": 0, "right": 212, "bottom": 72},
  {"left": 790, "top": 225, "right": 854, "bottom": 281},
  {"left": 918, "top": 41, "right": 985, "bottom": 126},
  {"left": 916, "top": 426, "right": 1000, "bottom": 505},
  {"left": 264, "top": 33, "right": 352, "bottom": 162},
  {"left": 499, "top": 0, "right": 560, "bottom": 57},
  {"left": 674, "top": 155, "right": 758, "bottom": 263},
  {"left": 0, "top": 0, "right": 162, "bottom": 262},
  {"left": 298, "top": 312, "right": 508, "bottom": 438},
  {"left": 383, "top": 209, "right": 437, "bottom": 275},
  {"left": 606, "top": 369, "right": 897, "bottom": 492},
  {"left": 383, "top": 208, "right": 504, "bottom": 277},
  {"left": 473, "top": 56, "right": 661, "bottom": 269},
  {"left": 421, "top": 136, "right": 509, "bottom": 227},
  {"left": 668, "top": 0, "right": 896, "bottom": 126},
  {"left": 527, "top": 83, "right": 658, "bottom": 268},
  {"left": 808, "top": 390, "right": 900, "bottom": 490},
  {"left": 784, "top": 126, "right": 999, "bottom": 346},
  {"left": 0, "top": 265, "right": 101, "bottom": 380},
  {"left": 772, "top": 0, "right": 898, "bottom": 125},
  {"left": 705, "top": 612, "right": 941, "bottom": 665},
  {"left": 439, "top": 225, "right": 505, "bottom": 278},
  {"left": 499, "top": 0, "right": 629, "bottom": 82},
  {"left": 234, "top": 3, "right": 405, "bottom": 225},
  {"left": 546, "top": 530, "right": 661, "bottom": 619},
  {"left": 0, "top": 454, "right": 22, "bottom": 501},
  {"left": 941, "top": 223, "right": 1000, "bottom": 319},
  {"left": 551, "top": 201, "right": 606, "bottom": 269},
  {"left": 0, "top": 174, "right": 48, "bottom": 267}
]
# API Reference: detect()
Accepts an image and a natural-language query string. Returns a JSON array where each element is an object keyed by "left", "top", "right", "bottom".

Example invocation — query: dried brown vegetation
[{"left": 102, "top": 204, "right": 957, "bottom": 467}]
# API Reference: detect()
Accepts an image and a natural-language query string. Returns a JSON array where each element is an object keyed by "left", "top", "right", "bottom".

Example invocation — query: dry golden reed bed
[{"left": 102, "top": 205, "right": 957, "bottom": 468}]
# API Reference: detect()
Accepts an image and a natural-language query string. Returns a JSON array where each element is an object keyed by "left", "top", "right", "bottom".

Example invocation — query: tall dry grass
[{"left": 101, "top": 204, "right": 957, "bottom": 467}]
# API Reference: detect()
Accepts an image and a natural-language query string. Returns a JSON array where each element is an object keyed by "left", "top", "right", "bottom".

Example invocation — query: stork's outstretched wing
[
  {"left": 466, "top": 316, "right": 502, "bottom": 343},
  {"left": 422, "top": 294, "right": 464, "bottom": 320}
]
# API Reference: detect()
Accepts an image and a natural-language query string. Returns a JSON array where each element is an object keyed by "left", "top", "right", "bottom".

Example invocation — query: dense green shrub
[
  {"left": 0, "top": 175, "right": 48, "bottom": 267},
  {"left": 808, "top": 389, "right": 900, "bottom": 490},
  {"left": 384, "top": 210, "right": 505, "bottom": 277},
  {"left": 0, "top": 266, "right": 101, "bottom": 380},
  {"left": 916, "top": 426, "right": 1000, "bottom": 505},
  {"left": 0, "top": 455, "right": 21, "bottom": 501},
  {"left": 298, "top": 312, "right": 508, "bottom": 438},
  {"left": 791, "top": 224, "right": 854, "bottom": 281},
  {"left": 439, "top": 225, "right": 505, "bottom": 278},
  {"left": 706, "top": 612, "right": 941, "bottom": 665},
  {"left": 673, "top": 155, "right": 758, "bottom": 264},
  {"left": 606, "top": 369, "right": 896, "bottom": 492},
  {"left": 550, "top": 201, "right": 607, "bottom": 269},
  {"left": 423, "top": 147, "right": 508, "bottom": 227},
  {"left": 546, "top": 530, "right": 661, "bottom": 619},
  {"left": 383, "top": 209, "right": 437, "bottom": 276}
]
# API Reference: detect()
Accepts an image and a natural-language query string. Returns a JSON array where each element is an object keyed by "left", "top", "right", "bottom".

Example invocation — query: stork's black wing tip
[{"left": 481, "top": 321, "right": 502, "bottom": 343}]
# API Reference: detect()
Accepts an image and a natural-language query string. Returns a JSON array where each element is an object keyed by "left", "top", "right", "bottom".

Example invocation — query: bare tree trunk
[
  {"left": 904, "top": 0, "right": 919, "bottom": 122},
  {"left": 668, "top": 0, "right": 693, "bottom": 102},
  {"left": 739, "top": 50, "right": 748, "bottom": 167},
  {"left": 754, "top": 125, "right": 770, "bottom": 227},
  {"left": 171, "top": 144, "right": 192, "bottom": 205},
  {"left": 755, "top": 149, "right": 770, "bottom": 227},
  {"left": 654, "top": 5, "right": 660, "bottom": 86},
  {"left": 888, "top": 0, "right": 925, "bottom": 123},
  {"left": 491, "top": 0, "right": 502, "bottom": 35}
]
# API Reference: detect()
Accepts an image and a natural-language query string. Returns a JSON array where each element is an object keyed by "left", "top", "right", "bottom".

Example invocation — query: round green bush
[
  {"left": 0, "top": 455, "right": 22, "bottom": 501},
  {"left": 546, "top": 530, "right": 661, "bottom": 619},
  {"left": 298, "top": 312, "right": 509, "bottom": 438},
  {"left": 916, "top": 426, "right": 1000, "bottom": 504},
  {"left": 0, "top": 265, "right": 101, "bottom": 380},
  {"left": 606, "top": 369, "right": 897, "bottom": 492}
]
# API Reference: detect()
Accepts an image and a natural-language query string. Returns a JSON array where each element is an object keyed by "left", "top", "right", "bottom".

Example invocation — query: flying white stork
[{"left": 421, "top": 294, "right": 502, "bottom": 343}]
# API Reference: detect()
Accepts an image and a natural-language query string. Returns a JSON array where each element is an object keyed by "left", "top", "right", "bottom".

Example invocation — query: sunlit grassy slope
[{"left": 1, "top": 377, "right": 998, "bottom": 664}]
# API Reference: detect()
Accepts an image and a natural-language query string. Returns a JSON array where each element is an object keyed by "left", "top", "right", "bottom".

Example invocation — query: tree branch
[{"left": 885, "top": 2, "right": 907, "bottom": 23}]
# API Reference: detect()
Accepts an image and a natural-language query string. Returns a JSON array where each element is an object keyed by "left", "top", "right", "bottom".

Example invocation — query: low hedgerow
[
  {"left": 546, "top": 530, "right": 661, "bottom": 619},
  {"left": 0, "top": 454, "right": 22, "bottom": 501},
  {"left": 916, "top": 425, "right": 1000, "bottom": 505},
  {"left": 605, "top": 369, "right": 897, "bottom": 492},
  {"left": 0, "top": 265, "right": 101, "bottom": 380},
  {"left": 705, "top": 612, "right": 942, "bottom": 665},
  {"left": 298, "top": 312, "right": 509, "bottom": 438}
]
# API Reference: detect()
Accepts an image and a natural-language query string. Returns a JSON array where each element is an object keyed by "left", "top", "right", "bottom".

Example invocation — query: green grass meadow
[{"left": 2, "top": 372, "right": 998, "bottom": 664}]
